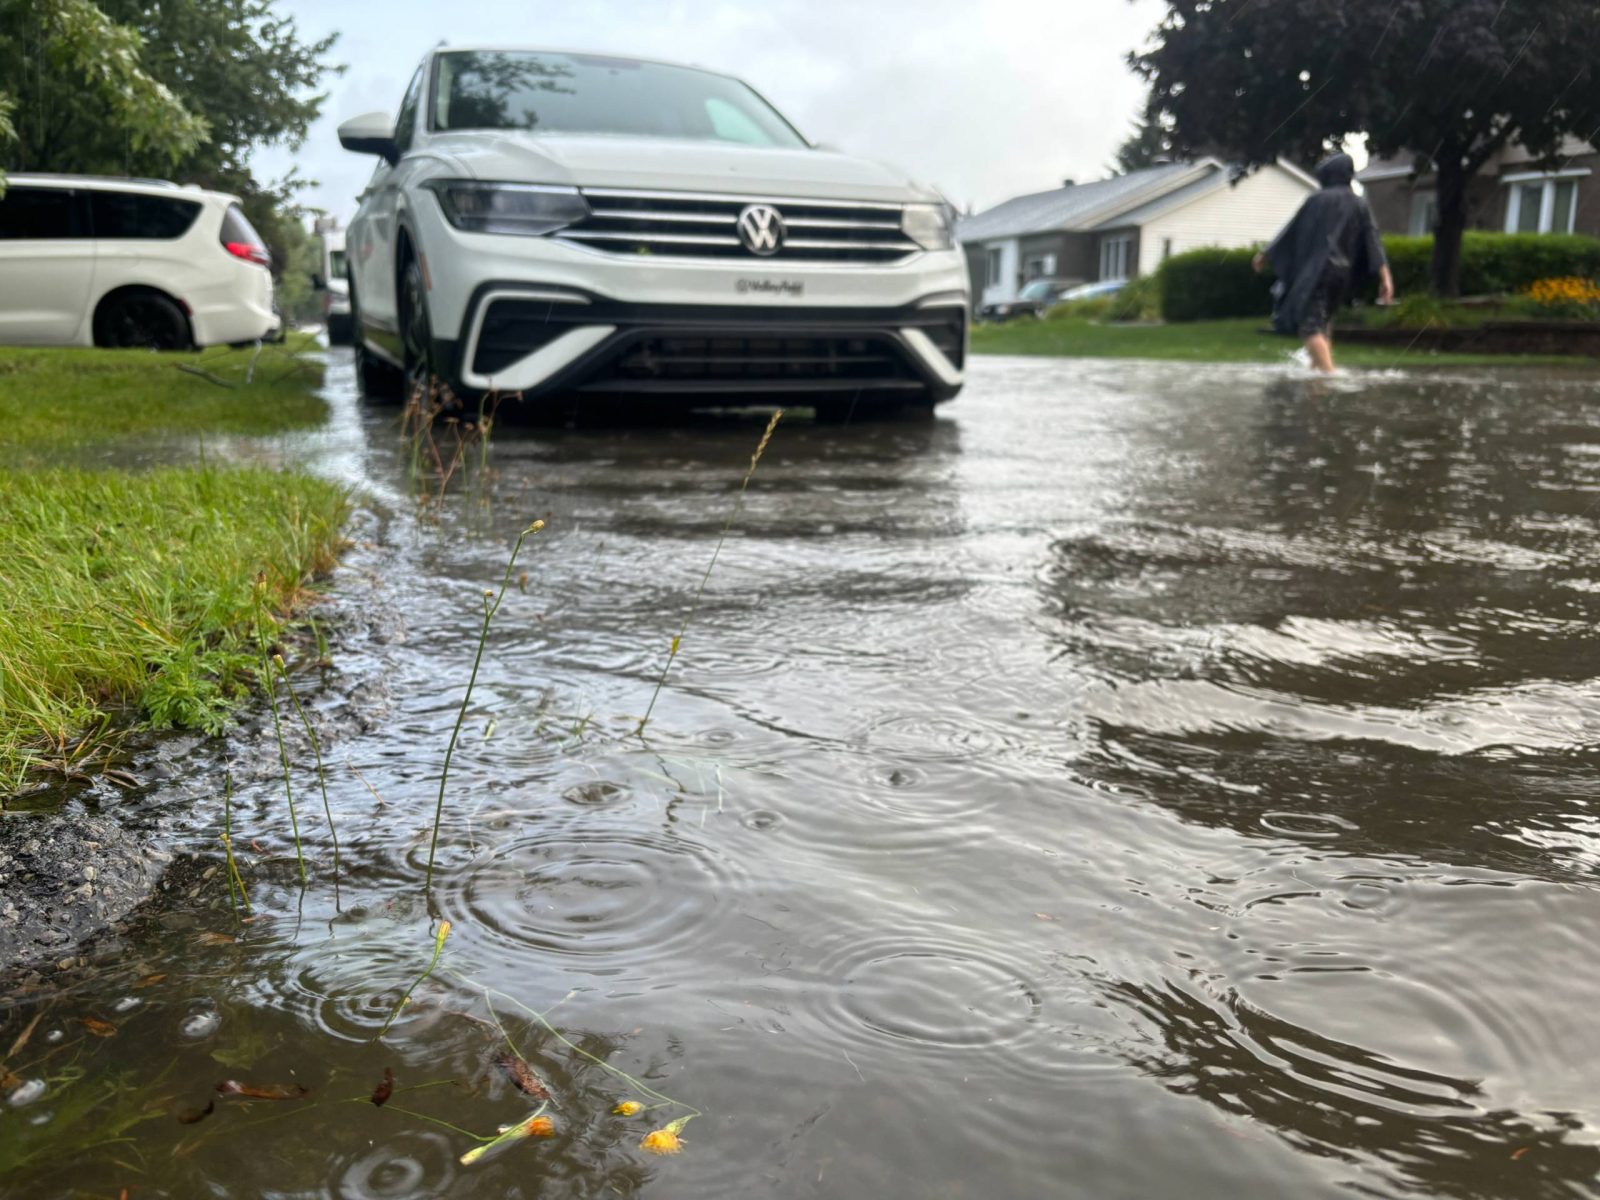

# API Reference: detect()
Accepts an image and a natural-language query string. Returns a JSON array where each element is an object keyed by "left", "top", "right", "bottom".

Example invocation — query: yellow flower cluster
[{"left": 1525, "top": 276, "right": 1600, "bottom": 307}]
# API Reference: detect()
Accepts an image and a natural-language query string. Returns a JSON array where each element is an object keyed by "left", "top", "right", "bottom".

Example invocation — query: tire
[
  {"left": 325, "top": 313, "right": 353, "bottom": 346},
  {"left": 348, "top": 271, "right": 402, "bottom": 401},
  {"left": 400, "top": 255, "right": 439, "bottom": 409},
  {"left": 93, "top": 291, "right": 191, "bottom": 350}
]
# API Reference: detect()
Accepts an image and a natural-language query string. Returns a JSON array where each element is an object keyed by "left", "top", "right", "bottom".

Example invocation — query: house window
[
  {"left": 1409, "top": 191, "right": 1439, "bottom": 235},
  {"left": 985, "top": 247, "right": 1002, "bottom": 287},
  {"left": 1023, "top": 252, "right": 1058, "bottom": 280},
  {"left": 1504, "top": 175, "right": 1582, "bottom": 234},
  {"left": 1161, "top": 237, "right": 1174, "bottom": 261},
  {"left": 1100, "top": 234, "right": 1132, "bottom": 281}
]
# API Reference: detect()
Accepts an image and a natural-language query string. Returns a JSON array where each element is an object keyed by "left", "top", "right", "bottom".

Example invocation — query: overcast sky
[{"left": 251, "top": 0, "right": 1168, "bottom": 223}]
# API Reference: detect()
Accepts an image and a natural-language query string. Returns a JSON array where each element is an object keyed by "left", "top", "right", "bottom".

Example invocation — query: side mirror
[
  {"left": 338, "top": 112, "right": 400, "bottom": 165},
  {"left": 310, "top": 273, "right": 325, "bottom": 290}
]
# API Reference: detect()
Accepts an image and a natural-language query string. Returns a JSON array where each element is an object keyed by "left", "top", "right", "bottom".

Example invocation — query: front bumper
[{"left": 439, "top": 288, "right": 968, "bottom": 402}]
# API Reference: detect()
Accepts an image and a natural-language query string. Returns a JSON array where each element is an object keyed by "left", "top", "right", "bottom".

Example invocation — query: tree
[
  {"left": 0, "top": 0, "right": 339, "bottom": 281},
  {"left": 1112, "top": 113, "right": 1173, "bottom": 174},
  {"left": 1131, "top": 0, "right": 1600, "bottom": 296},
  {"left": 0, "top": 0, "right": 204, "bottom": 191}
]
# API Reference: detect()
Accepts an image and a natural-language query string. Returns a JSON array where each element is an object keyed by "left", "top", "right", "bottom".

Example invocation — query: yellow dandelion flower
[
  {"left": 613, "top": 1101, "right": 644, "bottom": 1116},
  {"left": 640, "top": 1129, "right": 682, "bottom": 1155}
]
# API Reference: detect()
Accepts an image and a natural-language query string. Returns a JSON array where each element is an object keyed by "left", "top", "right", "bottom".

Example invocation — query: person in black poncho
[{"left": 1252, "top": 152, "right": 1395, "bottom": 373}]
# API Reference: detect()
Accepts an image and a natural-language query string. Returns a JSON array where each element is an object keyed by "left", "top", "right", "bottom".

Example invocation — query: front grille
[
  {"left": 585, "top": 333, "right": 924, "bottom": 394},
  {"left": 556, "top": 188, "right": 920, "bottom": 265}
]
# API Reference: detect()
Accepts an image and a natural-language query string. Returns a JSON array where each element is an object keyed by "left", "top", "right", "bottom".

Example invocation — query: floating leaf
[
  {"left": 496, "top": 1054, "right": 550, "bottom": 1101},
  {"left": 460, "top": 1107, "right": 554, "bottom": 1166},
  {"left": 78, "top": 1017, "right": 117, "bottom": 1038},
  {"left": 176, "top": 1099, "right": 214, "bottom": 1125},
  {"left": 371, "top": 1067, "right": 394, "bottom": 1107},
  {"left": 195, "top": 933, "right": 237, "bottom": 947},
  {"left": 215, "top": 1079, "right": 308, "bottom": 1100},
  {"left": 133, "top": 973, "right": 168, "bottom": 989}
]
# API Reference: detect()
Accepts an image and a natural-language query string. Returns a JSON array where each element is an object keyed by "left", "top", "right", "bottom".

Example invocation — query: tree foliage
[
  {"left": 1131, "top": 0, "right": 1600, "bottom": 295},
  {"left": 0, "top": 0, "right": 203, "bottom": 191},
  {"left": 0, "top": 0, "right": 340, "bottom": 282},
  {"left": 1112, "top": 114, "right": 1173, "bottom": 174}
]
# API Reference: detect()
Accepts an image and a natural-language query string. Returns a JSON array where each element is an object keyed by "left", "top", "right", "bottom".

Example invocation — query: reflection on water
[{"left": 5, "top": 354, "right": 1600, "bottom": 1198}]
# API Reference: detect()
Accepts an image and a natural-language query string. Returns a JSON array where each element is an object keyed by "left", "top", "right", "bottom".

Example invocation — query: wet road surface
[{"left": 5, "top": 352, "right": 1600, "bottom": 1198}]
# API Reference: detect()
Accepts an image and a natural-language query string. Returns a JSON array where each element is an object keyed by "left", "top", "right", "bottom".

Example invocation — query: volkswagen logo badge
[{"left": 737, "top": 204, "right": 786, "bottom": 256}]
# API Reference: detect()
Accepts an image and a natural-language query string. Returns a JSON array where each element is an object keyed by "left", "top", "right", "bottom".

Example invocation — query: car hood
[{"left": 428, "top": 132, "right": 940, "bottom": 203}]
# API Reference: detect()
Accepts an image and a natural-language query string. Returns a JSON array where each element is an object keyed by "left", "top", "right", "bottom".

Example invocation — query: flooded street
[{"left": 6, "top": 351, "right": 1600, "bottom": 1198}]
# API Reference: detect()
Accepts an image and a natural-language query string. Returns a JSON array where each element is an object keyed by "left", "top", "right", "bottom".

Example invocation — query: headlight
[
  {"left": 424, "top": 180, "right": 590, "bottom": 236},
  {"left": 902, "top": 202, "right": 955, "bottom": 251}
]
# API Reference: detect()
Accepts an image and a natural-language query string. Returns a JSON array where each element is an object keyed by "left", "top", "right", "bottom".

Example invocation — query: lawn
[
  {"left": 969, "top": 315, "right": 1599, "bottom": 369},
  {"left": 0, "top": 338, "right": 344, "bottom": 793},
  {"left": 0, "top": 336, "right": 327, "bottom": 455}
]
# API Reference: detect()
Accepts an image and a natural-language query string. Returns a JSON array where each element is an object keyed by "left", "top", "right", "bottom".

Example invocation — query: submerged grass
[
  {"left": 0, "top": 467, "right": 347, "bottom": 792},
  {"left": 970, "top": 315, "right": 1599, "bottom": 368},
  {"left": 0, "top": 338, "right": 328, "bottom": 456}
]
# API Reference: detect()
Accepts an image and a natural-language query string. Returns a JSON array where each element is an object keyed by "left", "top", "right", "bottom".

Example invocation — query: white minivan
[{"left": 0, "top": 174, "right": 277, "bottom": 349}]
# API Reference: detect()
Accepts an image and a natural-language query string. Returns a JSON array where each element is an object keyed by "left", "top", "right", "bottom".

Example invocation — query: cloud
[{"left": 252, "top": 0, "right": 1165, "bottom": 221}]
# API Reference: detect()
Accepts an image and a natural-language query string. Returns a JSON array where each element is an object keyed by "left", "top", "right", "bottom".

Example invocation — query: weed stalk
[
  {"left": 637, "top": 409, "right": 783, "bottom": 735},
  {"left": 423, "top": 520, "right": 545, "bottom": 892},
  {"left": 276, "top": 654, "right": 341, "bottom": 888},
  {"left": 254, "top": 580, "right": 306, "bottom": 883},
  {"left": 376, "top": 920, "right": 452, "bottom": 1039},
  {"left": 221, "top": 770, "right": 250, "bottom": 915}
]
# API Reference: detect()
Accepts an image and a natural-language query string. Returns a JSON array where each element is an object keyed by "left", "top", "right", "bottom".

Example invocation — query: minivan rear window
[
  {"left": 0, "top": 187, "right": 89, "bottom": 239},
  {"left": 219, "top": 204, "right": 266, "bottom": 250},
  {"left": 90, "top": 190, "right": 202, "bottom": 239}
]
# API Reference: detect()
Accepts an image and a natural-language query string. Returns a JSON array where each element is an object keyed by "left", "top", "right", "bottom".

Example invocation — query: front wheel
[{"left": 400, "top": 256, "right": 441, "bottom": 410}]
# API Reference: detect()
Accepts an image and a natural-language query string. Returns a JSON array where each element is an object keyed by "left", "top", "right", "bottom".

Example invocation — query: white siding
[
  {"left": 980, "top": 238, "right": 1020, "bottom": 306},
  {"left": 1136, "top": 166, "right": 1316, "bottom": 276}
]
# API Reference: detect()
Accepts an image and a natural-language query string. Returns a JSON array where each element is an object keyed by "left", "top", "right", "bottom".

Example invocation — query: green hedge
[
  {"left": 1156, "top": 247, "right": 1270, "bottom": 322},
  {"left": 1383, "top": 233, "right": 1600, "bottom": 296},
  {"left": 1157, "top": 233, "right": 1600, "bottom": 322}
]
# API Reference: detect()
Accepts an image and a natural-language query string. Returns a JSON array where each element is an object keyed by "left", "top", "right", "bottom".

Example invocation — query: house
[
  {"left": 958, "top": 158, "right": 1318, "bottom": 309},
  {"left": 1359, "top": 137, "right": 1600, "bottom": 238}
]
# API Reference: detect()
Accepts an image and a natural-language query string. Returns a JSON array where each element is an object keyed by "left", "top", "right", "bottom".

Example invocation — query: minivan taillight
[{"left": 225, "top": 240, "right": 271, "bottom": 267}]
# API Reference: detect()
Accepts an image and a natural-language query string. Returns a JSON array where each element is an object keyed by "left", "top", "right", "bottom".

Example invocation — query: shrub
[
  {"left": 1109, "top": 273, "right": 1161, "bottom": 321},
  {"left": 1158, "top": 233, "right": 1600, "bottom": 322},
  {"left": 1383, "top": 233, "right": 1600, "bottom": 297},
  {"left": 1045, "top": 296, "right": 1116, "bottom": 321},
  {"left": 1156, "top": 247, "right": 1272, "bottom": 322}
]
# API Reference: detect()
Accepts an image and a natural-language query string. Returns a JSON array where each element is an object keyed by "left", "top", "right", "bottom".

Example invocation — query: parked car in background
[
  {"left": 314, "top": 221, "right": 353, "bottom": 344},
  {"left": 978, "top": 277, "right": 1077, "bottom": 322},
  {"left": 338, "top": 46, "right": 967, "bottom": 418},
  {"left": 0, "top": 174, "right": 277, "bottom": 349},
  {"left": 1056, "top": 279, "right": 1126, "bottom": 304}
]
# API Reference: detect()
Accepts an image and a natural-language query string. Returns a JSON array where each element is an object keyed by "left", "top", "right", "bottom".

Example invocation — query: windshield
[
  {"left": 432, "top": 51, "right": 808, "bottom": 148},
  {"left": 1019, "top": 281, "right": 1057, "bottom": 301}
]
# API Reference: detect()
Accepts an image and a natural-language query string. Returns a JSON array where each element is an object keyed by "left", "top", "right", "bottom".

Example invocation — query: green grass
[
  {"left": 0, "top": 336, "right": 344, "bottom": 794},
  {"left": 971, "top": 316, "right": 1599, "bottom": 369},
  {"left": 0, "top": 336, "right": 327, "bottom": 455},
  {"left": 0, "top": 467, "right": 346, "bottom": 791}
]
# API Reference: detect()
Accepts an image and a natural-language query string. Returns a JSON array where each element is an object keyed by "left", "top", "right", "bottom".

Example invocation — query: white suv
[
  {"left": 0, "top": 175, "right": 276, "bottom": 349},
  {"left": 338, "top": 48, "right": 968, "bottom": 417}
]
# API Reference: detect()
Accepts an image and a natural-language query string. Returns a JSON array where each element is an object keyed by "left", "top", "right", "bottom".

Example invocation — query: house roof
[{"left": 957, "top": 160, "right": 1215, "bottom": 243}]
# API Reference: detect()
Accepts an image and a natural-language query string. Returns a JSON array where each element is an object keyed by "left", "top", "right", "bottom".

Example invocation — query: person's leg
[{"left": 1304, "top": 332, "right": 1335, "bottom": 373}]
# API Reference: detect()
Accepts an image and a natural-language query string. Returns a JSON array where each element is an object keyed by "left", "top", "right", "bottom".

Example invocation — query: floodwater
[{"left": 5, "top": 352, "right": 1600, "bottom": 1198}]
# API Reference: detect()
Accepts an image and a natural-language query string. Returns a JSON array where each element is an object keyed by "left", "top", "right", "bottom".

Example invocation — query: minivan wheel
[{"left": 94, "top": 292, "right": 191, "bottom": 350}]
